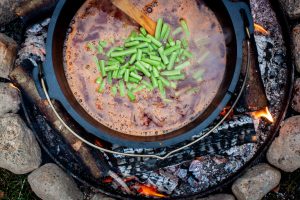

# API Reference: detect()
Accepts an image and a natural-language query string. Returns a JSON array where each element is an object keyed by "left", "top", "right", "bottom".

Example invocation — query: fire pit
[{"left": 1, "top": 0, "right": 296, "bottom": 199}]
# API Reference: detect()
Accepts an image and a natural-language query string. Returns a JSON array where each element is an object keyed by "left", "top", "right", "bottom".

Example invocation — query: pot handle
[{"left": 28, "top": 59, "right": 47, "bottom": 100}]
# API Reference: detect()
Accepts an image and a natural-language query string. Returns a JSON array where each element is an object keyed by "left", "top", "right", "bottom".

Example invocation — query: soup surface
[{"left": 64, "top": 0, "right": 226, "bottom": 136}]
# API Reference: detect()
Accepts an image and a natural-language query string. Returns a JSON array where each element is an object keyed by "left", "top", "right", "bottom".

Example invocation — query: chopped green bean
[
  {"left": 128, "top": 77, "right": 140, "bottom": 84},
  {"left": 146, "top": 34, "right": 162, "bottom": 47},
  {"left": 130, "top": 72, "right": 142, "bottom": 81},
  {"left": 183, "top": 50, "right": 193, "bottom": 58},
  {"left": 141, "top": 80, "right": 153, "bottom": 90},
  {"left": 140, "top": 27, "right": 147, "bottom": 36},
  {"left": 131, "top": 37, "right": 151, "bottom": 43},
  {"left": 170, "top": 81, "right": 177, "bottom": 89},
  {"left": 112, "top": 69, "right": 119, "bottom": 79},
  {"left": 155, "top": 18, "right": 163, "bottom": 40},
  {"left": 127, "top": 90, "right": 136, "bottom": 102},
  {"left": 160, "top": 23, "right": 169, "bottom": 40},
  {"left": 162, "top": 26, "right": 171, "bottom": 41},
  {"left": 181, "top": 39, "right": 188, "bottom": 48},
  {"left": 132, "top": 85, "right": 146, "bottom": 93},
  {"left": 129, "top": 53, "right": 137, "bottom": 64},
  {"left": 125, "top": 41, "right": 140, "bottom": 47},
  {"left": 105, "top": 65, "right": 119, "bottom": 72},
  {"left": 180, "top": 19, "right": 190, "bottom": 38},
  {"left": 111, "top": 85, "right": 118, "bottom": 96},
  {"left": 110, "top": 48, "right": 137, "bottom": 57},
  {"left": 158, "top": 47, "right": 169, "bottom": 65},
  {"left": 136, "top": 49, "right": 142, "bottom": 61},
  {"left": 164, "top": 45, "right": 180, "bottom": 56},
  {"left": 118, "top": 67, "right": 127, "bottom": 78},
  {"left": 160, "top": 70, "right": 181, "bottom": 76},
  {"left": 119, "top": 80, "right": 126, "bottom": 97},
  {"left": 174, "top": 61, "right": 191, "bottom": 70},
  {"left": 96, "top": 76, "right": 102, "bottom": 84},
  {"left": 140, "top": 61, "right": 151, "bottom": 69},
  {"left": 152, "top": 67, "right": 160, "bottom": 78},
  {"left": 150, "top": 55, "right": 162, "bottom": 61},
  {"left": 167, "top": 74, "right": 185, "bottom": 80},
  {"left": 168, "top": 37, "right": 175, "bottom": 46},
  {"left": 136, "top": 42, "right": 149, "bottom": 49},
  {"left": 129, "top": 66, "right": 136, "bottom": 72},
  {"left": 107, "top": 71, "right": 112, "bottom": 84},
  {"left": 135, "top": 61, "right": 151, "bottom": 77},
  {"left": 158, "top": 76, "right": 171, "bottom": 87},
  {"left": 192, "top": 70, "right": 205, "bottom": 81},
  {"left": 98, "top": 79, "right": 106, "bottom": 93},
  {"left": 126, "top": 83, "right": 138, "bottom": 90},
  {"left": 107, "top": 60, "right": 119, "bottom": 66},
  {"left": 141, "top": 58, "right": 161, "bottom": 67},
  {"left": 124, "top": 69, "right": 130, "bottom": 82},
  {"left": 167, "top": 52, "right": 178, "bottom": 70},
  {"left": 176, "top": 40, "right": 181, "bottom": 46},
  {"left": 99, "top": 41, "right": 107, "bottom": 47},
  {"left": 151, "top": 75, "right": 158, "bottom": 88},
  {"left": 99, "top": 60, "right": 106, "bottom": 76},
  {"left": 157, "top": 80, "right": 166, "bottom": 98},
  {"left": 97, "top": 45, "right": 103, "bottom": 54}
]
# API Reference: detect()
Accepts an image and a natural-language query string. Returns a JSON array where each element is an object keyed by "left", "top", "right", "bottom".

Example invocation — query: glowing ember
[
  {"left": 251, "top": 107, "right": 274, "bottom": 123},
  {"left": 94, "top": 139, "right": 104, "bottom": 147},
  {"left": 254, "top": 23, "right": 270, "bottom": 35},
  {"left": 137, "top": 184, "right": 167, "bottom": 198},
  {"left": 103, "top": 177, "right": 113, "bottom": 183}
]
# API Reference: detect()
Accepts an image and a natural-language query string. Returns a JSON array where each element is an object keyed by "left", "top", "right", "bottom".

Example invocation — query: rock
[
  {"left": 0, "top": 114, "right": 41, "bottom": 174},
  {"left": 91, "top": 193, "right": 115, "bottom": 200},
  {"left": 279, "top": 0, "right": 300, "bottom": 19},
  {"left": 28, "top": 163, "right": 83, "bottom": 200},
  {"left": 0, "top": 82, "right": 20, "bottom": 116},
  {"left": 267, "top": 116, "right": 300, "bottom": 172},
  {"left": 231, "top": 163, "right": 281, "bottom": 200},
  {"left": 293, "top": 25, "right": 300, "bottom": 74},
  {"left": 198, "top": 193, "right": 235, "bottom": 200},
  {"left": 291, "top": 79, "right": 300, "bottom": 112},
  {"left": 0, "top": 33, "right": 17, "bottom": 78}
]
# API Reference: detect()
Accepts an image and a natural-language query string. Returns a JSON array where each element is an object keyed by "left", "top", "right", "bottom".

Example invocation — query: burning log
[
  {"left": 9, "top": 65, "right": 102, "bottom": 178},
  {"left": 0, "top": 33, "right": 17, "bottom": 79},
  {"left": 112, "top": 115, "right": 256, "bottom": 175}
]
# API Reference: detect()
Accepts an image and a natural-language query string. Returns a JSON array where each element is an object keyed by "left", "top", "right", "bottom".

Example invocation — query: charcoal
[{"left": 110, "top": 115, "right": 256, "bottom": 175}]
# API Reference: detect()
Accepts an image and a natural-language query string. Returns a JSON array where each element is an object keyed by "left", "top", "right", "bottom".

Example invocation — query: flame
[
  {"left": 103, "top": 177, "right": 113, "bottom": 183},
  {"left": 251, "top": 107, "right": 274, "bottom": 123},
  {"left": 137, "top": 184, "right": 167, "bottom": 198},
  {"left": 94, "top": 139, "right": 104, "bottom": 148},
  {"left": 254, "top": 23, "right": 270, "bottom": 35}
]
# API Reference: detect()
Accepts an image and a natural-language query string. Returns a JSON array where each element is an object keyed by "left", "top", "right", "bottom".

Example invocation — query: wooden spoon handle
[{"left": 111, "top": 0, "right": 156, "bottom": 35}]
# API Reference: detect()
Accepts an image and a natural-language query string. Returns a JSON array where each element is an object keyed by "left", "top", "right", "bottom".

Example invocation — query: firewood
[
  {"left": 9, "top": 66, "right": 102, "bottom": 178},
  {"left": 0, "top": 33, "right": 17, "bottom": 79}
]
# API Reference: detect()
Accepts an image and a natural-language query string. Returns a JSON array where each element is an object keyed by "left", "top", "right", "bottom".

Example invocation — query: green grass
[{"left": 0, "top": 168, "right": 39, "bottom": 200}]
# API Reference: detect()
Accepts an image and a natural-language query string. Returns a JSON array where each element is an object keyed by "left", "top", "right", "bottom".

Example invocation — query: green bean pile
[{"left": 89, "top": 18, "right": 193, "bottom": 102}]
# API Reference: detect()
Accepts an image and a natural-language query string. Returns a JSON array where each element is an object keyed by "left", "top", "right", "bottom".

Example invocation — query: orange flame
[
  {"left": 254, "top": 23, "right": 270, "bottom": 35},
  {"left": 251, "top": 107, "right": 274, "bottom": 123},
  {"left": 137, "top": 184, "right": 167, "bottom": 198},
  {"left": 103, "top": 177, "right": 113, "bottom": 183}
]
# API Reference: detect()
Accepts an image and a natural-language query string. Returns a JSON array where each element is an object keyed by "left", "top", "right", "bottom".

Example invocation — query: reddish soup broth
[{"left": 64, "top": 0, "right": 226, "bottom": 136}]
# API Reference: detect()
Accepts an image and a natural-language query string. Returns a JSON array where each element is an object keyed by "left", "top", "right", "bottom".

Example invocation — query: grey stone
[
  {"left": 291, "top": 79, "right": 300, "bottom": 112},
  {"left": 279, "top": 0, "right": 300, "bottom": 19},
  {"left": 91, "top": 193, "right": 115, "bottom": 200},
  {"left": 232, "top": 163, "right": 281, "bottom": 200},
  {"left": 0, "top": 33, "right": 17, "bottom": 78},
  {"left": 28, "top": 163, "right": 83, "bottom": 200},
  {"left": 293, "top": 25, "right": 300, "bottom": 73},
  {"left": 0, "top": 82, "right": 20, "bottom": 116},
  {"left": 267, "top": 116, "right": 300, "bottom": 172},
  {"left": 198, "top": 193, "right": 235, "bottom": 200},
  {"left": 0, "top": 114, "right": 41, "bottom": 174}
]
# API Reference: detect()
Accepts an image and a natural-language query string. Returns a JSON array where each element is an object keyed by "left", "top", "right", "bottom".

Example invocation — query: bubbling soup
[{"left": 64, "top": 0, "right": 226, "bottom": 136}]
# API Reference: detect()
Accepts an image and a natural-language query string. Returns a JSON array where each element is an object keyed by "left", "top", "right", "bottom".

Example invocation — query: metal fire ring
[{"left": 39, "top": 28, "right": 251, "bottom": 160}]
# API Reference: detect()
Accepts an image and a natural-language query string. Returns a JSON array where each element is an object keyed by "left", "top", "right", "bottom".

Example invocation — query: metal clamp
[{"left": 40, "top": 31, "right": 251, "bottom": 160}]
